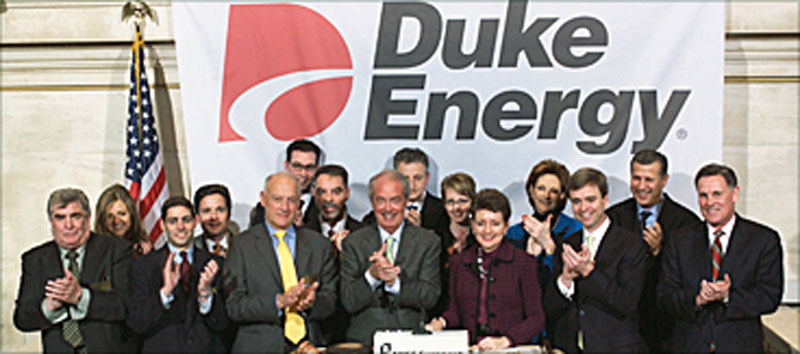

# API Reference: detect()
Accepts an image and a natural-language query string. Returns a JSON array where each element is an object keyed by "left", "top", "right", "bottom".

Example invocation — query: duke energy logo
[{"left": 219, "top": 4, "right": 353, "bottom": 142}]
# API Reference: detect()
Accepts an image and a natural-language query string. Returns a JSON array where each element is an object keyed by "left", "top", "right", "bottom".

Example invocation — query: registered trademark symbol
[{"left": 676, "top": 128, "right": 688, "bottom": 140}]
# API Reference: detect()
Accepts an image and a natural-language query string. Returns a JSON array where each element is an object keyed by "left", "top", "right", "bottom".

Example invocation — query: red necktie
[
  {"left": 179, "top": 251, "right": 191, "bottom": 292},
  {"left": 711, "top": 229, "right": 724, "bottom": 281}
]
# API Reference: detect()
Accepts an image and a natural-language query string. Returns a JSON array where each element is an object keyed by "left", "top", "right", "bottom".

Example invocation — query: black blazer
[
  {"left": 128, "top": 247, "right": 228, "bottom": 352},
  {"left": 606, "top": 193, "right": 700, "bottom": 350},
  {"left": 543, "top": 223, "right": 648, "bottom": 352},
  {"left": 657, "top": 215, "right": 783, "bottom": 352},
  {"left": 13, "top": 233, "right": 136, "bottom": 352}
]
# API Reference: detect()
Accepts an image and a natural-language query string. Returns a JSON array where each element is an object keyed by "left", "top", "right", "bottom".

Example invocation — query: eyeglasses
[{"left": 289, "top": 162, "right": 317, "bottom": 172}]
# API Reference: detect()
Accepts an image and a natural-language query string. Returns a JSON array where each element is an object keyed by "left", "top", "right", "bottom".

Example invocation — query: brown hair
[{"left": 94, "top": 184, "right": 147, "bottom": 243}]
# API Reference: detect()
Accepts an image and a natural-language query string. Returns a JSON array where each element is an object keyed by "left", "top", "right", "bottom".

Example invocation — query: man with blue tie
[{"left": 225, "top": 172, "right": 337, "bottom": 352}]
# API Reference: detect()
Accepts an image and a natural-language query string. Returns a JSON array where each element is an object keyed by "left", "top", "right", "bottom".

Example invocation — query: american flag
[{"left": 125, "top": 27, "right": 169, "bottom": 249}]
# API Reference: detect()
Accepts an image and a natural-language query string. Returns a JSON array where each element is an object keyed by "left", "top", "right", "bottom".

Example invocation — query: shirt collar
[
  {"left": 583, "top": 215, "right": 611, "bottom": 257},
  {"left": 167, "top": 242, "right": 194, "bottom": 264},
  {"left": 636, "top": 197, "right": 663, "bottom": 219},
  {"left": 407, "top": 191, "right": 426, "bottom": 211},
  {"left": 707, "top": 213, "right": 736, "bottom": 237},
  {"left": 58, "top": 242, "right": 87, "bottom": 259},
  {"left": 378, "top": 221, "right": 404, "bottom": 243},
  {"left": 320, "top": 214, "right": 347, "bottom": 237},
  {"left": 265, "top": 222, "right": 296, "bottom": 242},
  {"left": 204, "top": 231, "right": 230, "bottom": 251}
]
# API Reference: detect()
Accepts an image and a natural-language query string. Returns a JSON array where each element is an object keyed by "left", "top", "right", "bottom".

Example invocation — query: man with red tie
[
  {"left": 193, "top": 184, "right": 235, "bottom": 258},
  {"left": 657, "top": 163, "right": 783, "bottom": 352}
]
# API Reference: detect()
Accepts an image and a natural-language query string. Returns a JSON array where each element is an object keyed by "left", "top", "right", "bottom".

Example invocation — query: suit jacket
[
  {"left": 606, "top": 193, "right": 700, "bottom": 351},
  {"left": 362, "top": 193, "right": 449, "bottom": 317},
  {"left": 656, "top": 215, "right": 783, "bottom": 352},
  {"left": 441, "top": 240, "right": 544, "bottom": 345},
  {"left": 340, "top": 223, "right": 441, "bottom": 345},
  {"left": 224, "top": 224, "right": 338, "bottom": 352},
  {"left": 543, "top": 223, "right": 648, "bottom": 352},
  {"left": 128, "top": 247, "right": 228, "bottom": 352},
  {"left": 13, "top": 232, "right": 136, "bottom": 352},
  {"left": 301, "top": 212, "right": 363, "bottom": 345}
]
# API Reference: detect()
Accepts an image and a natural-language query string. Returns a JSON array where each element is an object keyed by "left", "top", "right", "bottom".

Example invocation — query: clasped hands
[
  {"left": 559, "top": 243, "right": 595, "bottom": 287},
  {"left": 524, "top": 214, "right": 554, "bottom": 257},
  {"left": 643, "top": 221, "right": 664, "bottom": 256},
  {"left": 44, "top": 266, "right": 82, "bottom": 312},
  {"left": 368, "top": 243, "right": 401, "bottom": 286},
  {"left": 278, "top": 278, "right": 320, "bottom": 312},
  {"left": 405, "top": 207, "right": 421, "bottom": 227},
  {"left": 160, "top": 252, "right": 219, "bottom": 300},
  {"left": 696, "top": 274, "right": 731, "bottom": 307}
]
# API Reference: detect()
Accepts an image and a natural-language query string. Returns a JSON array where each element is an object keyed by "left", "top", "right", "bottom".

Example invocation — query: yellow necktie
[
  {"left": 275, "top": 230, "right": 306, "bottom": 344},
  {"left": 385, "top": 236, "right": 396, "bottom": 265}
]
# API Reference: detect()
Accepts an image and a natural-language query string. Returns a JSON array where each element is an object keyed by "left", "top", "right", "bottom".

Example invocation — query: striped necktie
[
  {"left": 711, "top": 229, "right": 724, "bottom": 281},
  {"left": 385, "top": 236, "right": 396, "bottom": 265},
  {"left": 63, "top": 250, "right": 85, "bottom": 350}
]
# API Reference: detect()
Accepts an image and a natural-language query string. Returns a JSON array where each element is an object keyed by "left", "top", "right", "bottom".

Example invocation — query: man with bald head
[
  {"left": 225, "top": 172, "right": 337, "bottom": 351},
  {"left": 340, "top": 169, "right": 441, "bottom": 346}
]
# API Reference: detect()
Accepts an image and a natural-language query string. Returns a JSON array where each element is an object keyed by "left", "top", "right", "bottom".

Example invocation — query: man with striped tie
[
  {"left": 14, "top": 188, "right": 135, "bottom": 352},
  {"left": 225, "top": 172, "right": 337, "bottom": 352},
  {"left": 193, "top": 184, "right": 235, "bottom": 259},
  {"left": 657, "top": 163, "right": 784, "bottom": 352}
]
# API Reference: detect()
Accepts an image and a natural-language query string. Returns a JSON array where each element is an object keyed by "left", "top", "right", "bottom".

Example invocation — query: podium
[{"left": 373, "top": 330, "right": 468, "bottom": 353}]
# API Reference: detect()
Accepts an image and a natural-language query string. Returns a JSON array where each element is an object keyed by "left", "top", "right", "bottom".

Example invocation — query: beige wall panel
[
  {"left": 1, "top": 1, "right": 174, "bottom": 43},
  {"left": 728, "top": 2, "right": 799, "bottom": 33}
]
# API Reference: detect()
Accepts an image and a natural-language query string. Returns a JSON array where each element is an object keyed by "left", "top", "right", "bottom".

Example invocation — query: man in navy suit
[
  {"left": 128, "top": 196, "right": 227, "bottom": 352},
  {"left": 657, "top": 163, "right": 783, "bottom": 352},
  {"left": 544, "top": 168, "right": 647, "bottom": 352}
]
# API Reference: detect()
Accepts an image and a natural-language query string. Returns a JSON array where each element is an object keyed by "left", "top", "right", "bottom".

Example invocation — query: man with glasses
[{"left": 251, "top": 139, "right": 323, "bottom": 227}]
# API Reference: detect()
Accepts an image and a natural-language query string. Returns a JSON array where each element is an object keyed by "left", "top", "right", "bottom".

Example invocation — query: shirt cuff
[
  {"left": 364, "top": 269, "right": 381, "bottom": 291},
  {"left": 557, "top": 275, "right": 574, "bottom": 299},
  {"left": 41, "top": 298, "right": 68, "bottom": 324},
  {"left": 160, "top": 288, "right": 174, "bottom": 309},
  {"left": 69, "top": 288, "right": 91, "bottom": 320},
  {"left": 198, "top": 294, "right": 213, "bottom": 315},
  {"left": 384, "top": 277, "right": 401, "bottom": 294}
]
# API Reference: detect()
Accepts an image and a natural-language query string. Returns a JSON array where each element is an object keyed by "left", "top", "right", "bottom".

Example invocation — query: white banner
[{"left": 173, "top": 1, "right": 723, "bottom": 228}]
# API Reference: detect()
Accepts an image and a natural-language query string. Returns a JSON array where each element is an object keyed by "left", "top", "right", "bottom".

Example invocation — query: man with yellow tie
[{"left": 224, "top": 172, "right": 337, "bottom": 352}]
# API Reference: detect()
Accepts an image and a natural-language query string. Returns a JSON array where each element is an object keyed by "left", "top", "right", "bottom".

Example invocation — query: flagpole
[{"left": 123, "top": 1, "right": 156, "bottom": 156}]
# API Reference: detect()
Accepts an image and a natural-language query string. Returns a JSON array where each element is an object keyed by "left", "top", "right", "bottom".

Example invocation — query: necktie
[
  {"left": 385, "top": 236, "right": 396, "bottom": 265},
  {"left": 212, "top": 243, "right": 227, "bottom": 258},
  {"left": 327, "top": 230, "right": 339, "bottom": 257},
  {"left": 275, "top": 230, "right": 306, "bottom": 344},
  {"left": 711, "top": 229, "right": 724, "bottom": 281},
  {"left": 640, "top": 211, "right": 653, "bottom": 230},
  {"left": 62, "top": 250, "right": 85, "bottom": 349},
  {"left": 585, "top": 233, "right": 594, "bottom": 254},
  {"left": 179, "top": 251, "right": 191, "bottom": 293}
]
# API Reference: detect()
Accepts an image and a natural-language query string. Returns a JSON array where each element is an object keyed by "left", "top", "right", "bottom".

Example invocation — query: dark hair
[
  {"left": 286, "top": 139, "right": 321, "bottom": 165},
  {"left": 441, "top": 172, "right": 477, "bottom": 201},
  {"left": 368, "top": 169, "right": 410, "bottom": 201},
  {"left": 631, "top": 149, "right": 668, "bottom": 177},
  {"left": 393, "top": 147, "right": 429, "bottom": 170},
  {"left": 161, "top": 196, "right": 195, "bottom": 221},
  {"left": 694, "top": 163, "right": 738, "bottom": 189},
  {"left": 193, "top": 184, "right": 231, "bottom": 214},
  {"left": 471, "top": 188, "right": 511, "bottom": 222},
  {"left": 525, "top": 159, "right": 570, "bottom": 212},
  {"left": 94, "top": 184, "right": 147, "bottom": 243},
  {"left": 313, "top": 164, "right": 349, "bottom": 187},
  {"left": 567, "top": 168, "right": 608, "bottom": 197}
]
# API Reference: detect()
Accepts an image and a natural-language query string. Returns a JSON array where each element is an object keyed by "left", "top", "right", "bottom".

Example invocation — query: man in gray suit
[
  {"left": 224, "top": 172, "right": 337, "bottom": 352},
  {"left": 340, "top": 169, "right": 441, "bottom": 345}
]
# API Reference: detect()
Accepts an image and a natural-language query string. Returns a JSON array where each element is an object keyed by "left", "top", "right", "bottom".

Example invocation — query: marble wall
[{"left": 1, "top": 1, "right": 797, "bottom": 351}]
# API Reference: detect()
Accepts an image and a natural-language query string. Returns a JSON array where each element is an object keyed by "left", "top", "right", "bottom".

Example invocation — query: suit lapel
[
  {"left": 719, "top": 217, "right": 745, "bottom": 277},
  {"left": 690, "top": 224, "right": 712, "bottom": 281},
  {"left": 253, "top": 224, "right": 281, "bottom": 284},
  {"left": 80, "top": 233, "right": 104, "bottom": 283},
  {"left": 294, "top": 230, "right": 312, "bottom": 278},
  {"left": 394, "top": 226, "right": 414, "bottom": 267}
]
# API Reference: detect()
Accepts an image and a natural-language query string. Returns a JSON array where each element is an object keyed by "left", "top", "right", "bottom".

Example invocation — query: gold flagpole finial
[{"left": 122, "top": 0, "right": 158, "bottom": 29}]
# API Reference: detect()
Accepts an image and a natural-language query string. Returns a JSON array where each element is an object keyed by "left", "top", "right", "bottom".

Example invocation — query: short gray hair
[
  {"left": 47, "top": 188, "right": 91, "bottom": 218},
  {"left": 368, "top": 169, "right": 410, "bottom": 201}
]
